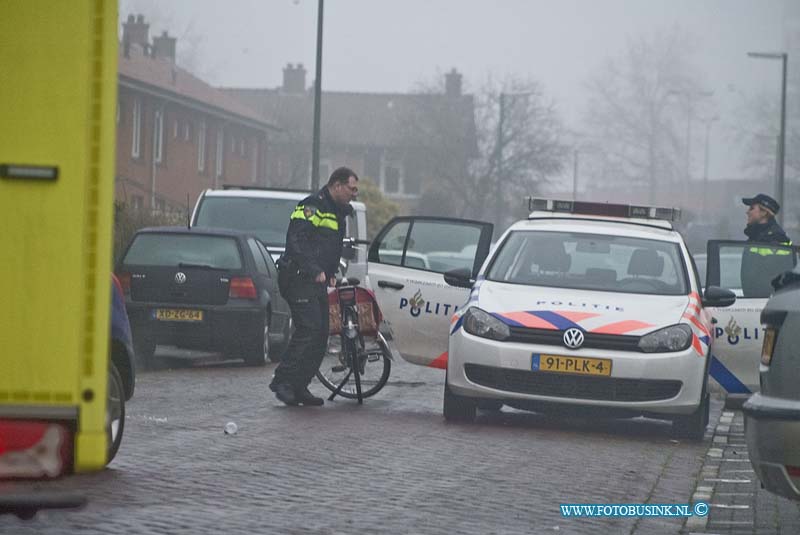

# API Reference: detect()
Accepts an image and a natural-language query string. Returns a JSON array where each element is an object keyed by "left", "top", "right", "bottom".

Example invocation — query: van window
[{"left": 194, "top": 197, "right": 299, "bottom": 247}]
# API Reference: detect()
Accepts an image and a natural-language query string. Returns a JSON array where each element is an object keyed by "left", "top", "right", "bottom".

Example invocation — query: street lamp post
[
  {"left": 311, "top": 0, "right": 324, "bottom": 190},
  {"left": 748, "top": 51, "right": 788, "bottom": 226}
]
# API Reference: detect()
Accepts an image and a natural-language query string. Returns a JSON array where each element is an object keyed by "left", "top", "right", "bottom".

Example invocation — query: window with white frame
[
  {"left": 184, "top": 121, "right": 192, "bottom": 142},
  {"left": 198, "top": 121, "right": 206, "bottom": 172},
  {"left": 154, "top": 109, "right": 164, "bottom": 163},
  {"left": 173, "top": 119, "right": 179, "bottom": 139},
  {"left": 215, "top": 130, "right": 224, "bottom": 181},
  {"left": 239, "top": 138, "right": 245, "bottom": 157},
  {"left": 131, "top": 99, "right": 141, "bottom": 158},
  {"left": 383, "top": 163, "right": 401, "bottom": 194}
]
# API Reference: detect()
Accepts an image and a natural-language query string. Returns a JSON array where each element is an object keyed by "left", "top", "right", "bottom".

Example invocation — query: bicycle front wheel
[{"left": 315, "top": 336, "right": 391, "bottom": 399}]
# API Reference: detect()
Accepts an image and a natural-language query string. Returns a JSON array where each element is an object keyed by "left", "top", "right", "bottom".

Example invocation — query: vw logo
[
  {"left": 563, "top": 328, "right": 584, "bottom": 349},
  {"left": 174, "top": 272, "right": 187, "bottom": 284}
]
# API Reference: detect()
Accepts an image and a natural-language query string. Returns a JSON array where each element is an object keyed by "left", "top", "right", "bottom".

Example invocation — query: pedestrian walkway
[{"left": 684, "top": 407, "right": 800, "bottom": 534}]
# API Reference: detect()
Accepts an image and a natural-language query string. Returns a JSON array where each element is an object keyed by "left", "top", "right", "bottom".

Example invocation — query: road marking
[
  {"left": 703, "top": 478, "right": 751, "bottom": 483},
  {"left": 711, "top": 503, "right": 750, "bottom": 509}
]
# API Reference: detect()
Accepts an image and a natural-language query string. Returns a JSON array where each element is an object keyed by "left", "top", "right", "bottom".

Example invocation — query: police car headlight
[
  {"left": 638, "top": 324, "right": 692, "bottom": 353},
  {"left": 462, "top": 307, "right": 510, "bottom": 341}
]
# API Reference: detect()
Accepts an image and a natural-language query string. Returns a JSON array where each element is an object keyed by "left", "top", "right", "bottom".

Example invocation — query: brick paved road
[
  {"left": 2, "top": 355, "right": 730, "bottom": 534},
  {"left": 683, "top": 409, "right": 800, "bottom": 535}
]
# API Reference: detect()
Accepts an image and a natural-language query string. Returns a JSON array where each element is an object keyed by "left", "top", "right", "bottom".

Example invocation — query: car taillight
[
  {"left": 229, "top": 277, "right": 257, "bottom": 299},
  {"left": 787, "top": 465, "right": 800, "bottom": 478},
  {"left": 760, "top": 327, "right": 778, "bottom": 366},
  {"left": 116, "top": 272, "right": 131, "bottom": 295}
]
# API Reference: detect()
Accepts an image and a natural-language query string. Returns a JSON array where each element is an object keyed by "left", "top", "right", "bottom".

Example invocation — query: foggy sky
[{"left": 120, "top": 0, "right": 788, "bottom": 182}]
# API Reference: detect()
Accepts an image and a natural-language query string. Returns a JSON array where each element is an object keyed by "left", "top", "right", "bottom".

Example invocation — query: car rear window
[
  {"left": 194, "top": 197, "right": 299, "bottom": 247},
  {"left": 486, "top": 230, "right": 689, "bottom": 295},
  {"left": 123, "top": 233, "right": 243, "bottom": 269}
]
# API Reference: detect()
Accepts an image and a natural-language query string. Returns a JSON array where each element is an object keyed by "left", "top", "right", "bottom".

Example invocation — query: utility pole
[
  {"left": 311, "top": 0, "right": 324, "bottom": 190},
  {"left": 494, "top": 93, "right": 505, "bottom": 229},
  {"left": 747, "top": 51, "right": 788, "bottom": 226},
  {"left": 572, "top": 149, "right": 579, "bottom": 201}
]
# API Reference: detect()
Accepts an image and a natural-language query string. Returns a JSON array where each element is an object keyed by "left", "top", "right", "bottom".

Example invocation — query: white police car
[{"left": 368, "top": 200, "right": 737, "bottom": 439}]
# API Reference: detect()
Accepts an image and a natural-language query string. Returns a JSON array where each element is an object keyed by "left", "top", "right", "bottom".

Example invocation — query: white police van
[
  {"left": 190, "top": 185, "right": 369, "bottom": 282},
  {"left": 367, "top": 200, "right": 741, "bottom": 438}
]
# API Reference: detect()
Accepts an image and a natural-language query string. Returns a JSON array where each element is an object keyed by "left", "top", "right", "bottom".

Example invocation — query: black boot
[
  {"left": 271, "top": 383, "right": 299, "bottom": 406},
  {"left": 295, "top": 386, "right": 324, "bottom": 406}
]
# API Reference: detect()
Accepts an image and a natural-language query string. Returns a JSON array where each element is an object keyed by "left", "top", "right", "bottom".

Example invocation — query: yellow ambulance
[{"left": 0, "top": 0, "right": 130, "bottom": 485}]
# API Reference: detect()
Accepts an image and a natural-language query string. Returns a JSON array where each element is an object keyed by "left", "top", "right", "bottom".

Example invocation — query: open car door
[
  {"left": 705, "top": 239, "right": 798, "bottom": 398},
  {"left": 368, "top": 217, "right": 493, "bottom": 368}
]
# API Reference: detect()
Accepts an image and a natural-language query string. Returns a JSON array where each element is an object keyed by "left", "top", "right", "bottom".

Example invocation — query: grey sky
[{"left": 121, "top": 0, "right": 788, "bottom": 181}]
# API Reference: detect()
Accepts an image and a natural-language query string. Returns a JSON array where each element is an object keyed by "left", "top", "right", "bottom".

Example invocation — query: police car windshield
[
  {"left": 486, "top": 230, "right": 689, "bottom": 296},
  {"left": 194, "top": 197, "right": 298, "bottom": 247}
]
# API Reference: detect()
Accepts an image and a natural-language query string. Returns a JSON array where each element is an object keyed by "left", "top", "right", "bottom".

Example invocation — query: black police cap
[{"left": 742, "top": 193, "right": 780, "bottom": 214}]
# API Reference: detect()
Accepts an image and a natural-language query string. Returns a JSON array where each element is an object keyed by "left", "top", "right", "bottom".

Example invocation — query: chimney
[
  {"left": 153, "top": 30, "right": 176, "bottom": 62},
  {"left": 445, "top": 68, "right": 462, "bottom": 97},
  {"left": 122, "top": 14, "right": 150, "bottom": 50},
  {"left": 282, "top": 63, "right": 307, "bottom": 93}
]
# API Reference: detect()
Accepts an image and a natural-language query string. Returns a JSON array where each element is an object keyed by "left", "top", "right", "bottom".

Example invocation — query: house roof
[
  {"left": 118, "top": 44, "right": 277, "bottom": 131},
  {"left": 222, "top": 87, "right": 477, "bottom": 151}
]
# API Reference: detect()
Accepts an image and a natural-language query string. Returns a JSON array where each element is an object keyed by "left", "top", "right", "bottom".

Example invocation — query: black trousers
[{"left": 271, "top": 281, "right": 329, "bottom": 390}]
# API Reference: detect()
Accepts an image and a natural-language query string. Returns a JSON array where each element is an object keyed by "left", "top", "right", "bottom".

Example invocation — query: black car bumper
[{"left": 126, "top": 301, "right": 263, "bottom": 352}]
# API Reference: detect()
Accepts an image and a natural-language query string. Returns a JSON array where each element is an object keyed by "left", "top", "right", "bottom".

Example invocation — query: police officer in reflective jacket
[
  {"left": 743, "top": 193, "right": 791, "bottom": 245},
  {"left": 741, "top": 193, "right": 793, "bottom": 297},
  {"left": 270, "top": 167, "right": 359, "bottom": 406}
]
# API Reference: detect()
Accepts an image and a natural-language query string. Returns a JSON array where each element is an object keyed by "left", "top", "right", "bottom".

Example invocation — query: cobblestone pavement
[
  {"left": 683, "top": 409, "right": 800, "bottom": 535},
  {"left": 1, "top": 352, "right": 791, "bottom": 535}
]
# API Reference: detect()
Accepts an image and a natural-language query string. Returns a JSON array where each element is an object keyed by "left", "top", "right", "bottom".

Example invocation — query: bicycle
[{"left": 315, "top": 278, "right": 392, "bottom": 404}]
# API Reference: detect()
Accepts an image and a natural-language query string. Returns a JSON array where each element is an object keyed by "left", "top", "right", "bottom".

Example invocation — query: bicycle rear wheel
[{"left": 315, "top": 336, "right": 391, "bottom": 399}]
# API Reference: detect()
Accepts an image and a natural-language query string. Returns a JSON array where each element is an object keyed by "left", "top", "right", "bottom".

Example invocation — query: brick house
[
  {"left": 115, "top": 15, "right": 277, "bottom": 213},
  {"left": 223, "top": 65, "right": 477, "bottom": 209}
]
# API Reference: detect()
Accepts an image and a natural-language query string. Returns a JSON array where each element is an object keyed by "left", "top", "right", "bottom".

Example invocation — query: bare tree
[
  {"left": 582, "top": 26, "right": 710, "bottom": 206},
  {"left": 406, "top": 75, "right": 568, "bottom": 230}
]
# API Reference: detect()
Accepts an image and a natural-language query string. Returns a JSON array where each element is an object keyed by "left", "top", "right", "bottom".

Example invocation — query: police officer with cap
[
  {"left": 742, "top": 193, "right": 791, "bottom": 244},
  {"left": 270, "top": 167, "right": 359, "bottom": 406}
]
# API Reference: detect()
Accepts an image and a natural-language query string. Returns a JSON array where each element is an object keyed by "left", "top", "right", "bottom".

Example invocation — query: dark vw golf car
[{"left": 116, "top": 227, "right": 291, "bottom": 368}]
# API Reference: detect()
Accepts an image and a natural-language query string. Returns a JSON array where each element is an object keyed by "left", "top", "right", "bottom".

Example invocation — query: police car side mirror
[
  {"left": 444, "top": 267, "right": 473, "bottom": 289},
  {"left": 702, "top": 286, "right": 736, "bottom": 308}
]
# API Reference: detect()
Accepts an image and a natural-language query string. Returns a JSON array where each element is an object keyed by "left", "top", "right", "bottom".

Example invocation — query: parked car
[
  {"left": 115, "top": 227, "right": 291, "bottom": 368},
  {"left": 743, "top": 268, "right": 800, "bottom": 501},
  {"left": 108, "top": 274, "right": 135, "bottom": 462},
  {"left": 190, "top": 185, "right": 369, "bottom": 282}
]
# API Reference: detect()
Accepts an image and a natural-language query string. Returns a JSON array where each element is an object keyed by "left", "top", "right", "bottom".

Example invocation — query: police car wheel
[
  {"left": 671, "top": 392, "right": 709, "bottom": 441},
  {"left": 443, "top": 374, "right": 476, "bottom": 423}
]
